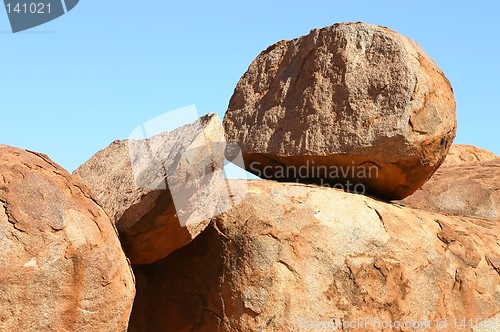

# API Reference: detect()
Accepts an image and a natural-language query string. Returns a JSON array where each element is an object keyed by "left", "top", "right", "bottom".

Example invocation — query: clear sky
[{"left": 1, "top": 1, "right": 499, "bottom": 172}]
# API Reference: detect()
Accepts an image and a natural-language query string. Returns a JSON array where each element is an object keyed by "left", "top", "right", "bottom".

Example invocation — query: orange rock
[
  {"left": 224, "top": 22, "right": 456, "bottom": 200},
  {"left": 401, "top": 154, "right": 500, "bottom": 221},
  {"left": 74, "top": 113, "right": 230, "bottom": 264},
  {"left": 441, "top": 144, "right": 497, "bottom": 167},
  {"left": 128, "top": 180, "right": 499, "bottom": 331},
  {"left": 0, "top": 145, "right": 135, "bottom": 332}
]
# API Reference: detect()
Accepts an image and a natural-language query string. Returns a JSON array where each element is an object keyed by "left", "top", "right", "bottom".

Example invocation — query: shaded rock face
[
  {"left": 74, "top": 113, "right": 231, "bottom": 265},
  {"left": 128, "top": 180, "right": 499, "bottom": 332},
  {"left": 441, "top": 144, "right": 497, "bottom": 167},
  {"left": 128, "top": 227, "right": 224, "bottom": 332},
  {"left": 401, "top": 158, "right": 500, "bottom": 221},
  {"left": 0, "top": 145, "right": 135, "bottom": 332},
  {"left": 224, "top": 22, "right": 456, "bottom": 200}
]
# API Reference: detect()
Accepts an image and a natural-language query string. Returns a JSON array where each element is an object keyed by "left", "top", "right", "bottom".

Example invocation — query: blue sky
[{"left": 1, "top": 1, "right": 499, "bottom": 172}]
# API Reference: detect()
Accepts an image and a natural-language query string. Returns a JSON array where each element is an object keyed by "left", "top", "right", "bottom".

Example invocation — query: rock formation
[
  {"left": 128, "top": 180, "right": 499, "bottom": 332},
  {"left": 441, "top": 144, "right": 497, "bottom": 167},
  {"left": 74, "top": 113, "right": 231, "bottom": 265},
  {"left": 224, "top": 22, "right": 456, "bottom": 200},
  {"left": 0, "top": 145, "right": 135, "bottom": 332},
  {"left": 401, "top": 157, "right": 500, "bottom": 221},
  {"left": 3, "top": 21, "right": 495, "bottom": 332}
]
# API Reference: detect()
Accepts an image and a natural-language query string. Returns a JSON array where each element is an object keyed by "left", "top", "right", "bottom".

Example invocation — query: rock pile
[{"left": 1, "top": 22, "right": 498, "bottom": 332}]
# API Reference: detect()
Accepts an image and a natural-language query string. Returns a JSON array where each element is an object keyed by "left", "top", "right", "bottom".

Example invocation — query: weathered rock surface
[
  {"left": 0, "top": 145, "right": 135, "bottom": 332},
  {"left": 224, "top": 22, "right": 456, "bottom": 200},
  {"left": 129, "top": 180, "right": 499, "bottom": 332},
  {"left": 441, "top": 144, "right": 497, "bottom": 167},
  {"left": 400, "top": 158, "right": 500, "bottom": 221},
  {"left": 74, "top": 113, "right": 230, "bottom": 265}
]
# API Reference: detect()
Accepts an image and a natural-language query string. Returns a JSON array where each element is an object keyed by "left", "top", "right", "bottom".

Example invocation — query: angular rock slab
[
  {"left": 441, "top": 144, "right": 497, "bottom": 168},
  {"left": 129, "top": 180, "right": 499, "bottom": 332},
  {"left": 400, "top": 158, "right": 500, "bottom": 221},
  {"left": 0, "top": 145, "right": 135, "bottom": 332},
  {"left": 224, "top": 22, "right": 456, "bottom": 200},
  {"left": 74, "top": 113, "right": 233, "bottom": 264}
]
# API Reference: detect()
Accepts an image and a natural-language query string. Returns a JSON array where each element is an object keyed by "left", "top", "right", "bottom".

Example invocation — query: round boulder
[
  {"left": 224, "top": 22, "right": 456, "bottom": 199},
  {"left": 0, "top": 145, "right": 135, "bottom": 331}
]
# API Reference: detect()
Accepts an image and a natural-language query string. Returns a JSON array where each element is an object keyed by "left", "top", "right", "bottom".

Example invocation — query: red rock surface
[
  {"left": 441, "top": 144, "right": 497, "bottom": 167},
  {"left": 128, "top": 180, "right": 499, "bottom": 332},
  {"left": 74, "top": 113, "right": 231, "bottom": 265},
  {"left": 224, "top": 22, "right": 456, "bottom": 200},
  {"left": 0, "top": 145, "right": 135, "bottom": 332},
  {"left": 401, "top": 158, "right": 500, "bottom": 221}
]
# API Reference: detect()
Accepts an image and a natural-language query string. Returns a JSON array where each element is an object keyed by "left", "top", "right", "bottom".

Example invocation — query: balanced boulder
[
  {"left": 224, "top": 22, "right": 456, "bottom": 200},
  {"left": 74, "top": 113, "right": 231, "bottom": 264},
  {"left": 0, "top": 145, "right": 135, "bottom": 332}
]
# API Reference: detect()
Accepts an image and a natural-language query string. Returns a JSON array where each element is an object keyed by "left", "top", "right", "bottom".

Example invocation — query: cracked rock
[{"left": 74, "top": 113, "right": 231, "bottom": 265}]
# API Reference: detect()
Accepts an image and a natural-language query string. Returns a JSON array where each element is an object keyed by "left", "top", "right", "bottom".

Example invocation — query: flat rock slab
[
  {"left": 0, "top": 145, "right": 135, "bottom": 332},
  {"left": 224, "top": 22, "right": 456, "bottom": 200},
  {"left": 128, "top": 180, "right": 499, "bottom": 331},
  {"left": 74, "top": 113, "right": 231, "bottom": 264}
]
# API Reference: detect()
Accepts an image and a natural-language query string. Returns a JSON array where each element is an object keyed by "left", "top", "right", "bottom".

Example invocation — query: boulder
[
  {"left": 128, "top": 180, "right": 499, "bottom": 332},
  {"left": 224, "top": 22, "right": 456, "bottom": 200},
  {"left": 441, "top": 144, "right": 497, "bottom": 167},
  {"left": 74, "top": 113, "right": 231, "bottom": 264},
  {"left": 400, "top": 158, "right": 500, "bottom": 221},
  {"left": 0, "top": 145, "right": 135, "bottom": 332}
]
